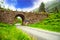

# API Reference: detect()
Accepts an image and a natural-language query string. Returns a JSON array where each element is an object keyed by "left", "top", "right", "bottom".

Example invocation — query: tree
[
  {"left": 0, "top": 0, "right": 4, "bottom": 8},
  {"left": 39, "top": 2, "right": 45, "bottom": 12},
  {"left": 33, "top": 8, "right": 39, "bottom": 13},
  {"left": 54, "top": 7, "right": 59, "bottom": 13}
]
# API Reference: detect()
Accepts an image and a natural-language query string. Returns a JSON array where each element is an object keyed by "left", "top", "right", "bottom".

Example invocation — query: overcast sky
[{"left": 0, "top": 0, "right": 55, "bottom": 12}]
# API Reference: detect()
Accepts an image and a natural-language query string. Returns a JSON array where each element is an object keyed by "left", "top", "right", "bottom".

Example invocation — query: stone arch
[{"left": 14, "top": 14, "right": 25, "bottom": 25}]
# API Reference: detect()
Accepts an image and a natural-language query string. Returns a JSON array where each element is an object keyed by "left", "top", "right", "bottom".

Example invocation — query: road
[{"left": 16, "top": 24, "right": 60, "bottom": 40}]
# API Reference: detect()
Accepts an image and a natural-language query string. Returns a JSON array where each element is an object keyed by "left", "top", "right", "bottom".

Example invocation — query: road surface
[{"left": 16, "top": 24, "right": 60, "bottom": 40}]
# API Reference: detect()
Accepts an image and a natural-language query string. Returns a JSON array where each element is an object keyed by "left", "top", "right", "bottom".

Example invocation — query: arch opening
[{"left": 14, "top": 14, "right": 25, "bottom": 25}]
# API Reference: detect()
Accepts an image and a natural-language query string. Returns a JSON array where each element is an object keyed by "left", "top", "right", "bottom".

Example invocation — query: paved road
[{"left": 16, "top": 25, "right": 60, "bottom": 40}]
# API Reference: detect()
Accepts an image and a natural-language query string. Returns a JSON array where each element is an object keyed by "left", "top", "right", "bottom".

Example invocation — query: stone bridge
[{"left": 0, "top": 10, "right": 48, "bottom": 25}]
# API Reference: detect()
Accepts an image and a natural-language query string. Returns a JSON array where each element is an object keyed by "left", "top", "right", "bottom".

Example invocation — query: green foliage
[
  {"left": 33, "top": 8, "right": 39, "bottom": 13},
  {"left": 39, "top": 2, "right": 45, "bottom": 12},
  {"left": 0, "top": 0, "right": 4, "bottom": 9},
  {"left": 7, "top": 8, "right": 11, "bottom": 11},
  {"left": 0, "top": 0, "right": 3, "bottom": 6},
  {"left": 14, "top": 17, "right": 22, "bottom": 25},
  {"left": 46, "top": 2, "right": 60, "bottom": 13},
  {"left": 0, "top": 0, "right": 11, "bottom": 11},
  {"left": 54, "top": 7, "right": 58, "bottom": 13},
  {"left": 29, "top": 13, "right": 60, "bottom": 32},
  {"left": 17, "top": 17, "right": 22, "bottom": 23},
  {"left": 0, "top": 22, "right": 32, "bottom": 40}
]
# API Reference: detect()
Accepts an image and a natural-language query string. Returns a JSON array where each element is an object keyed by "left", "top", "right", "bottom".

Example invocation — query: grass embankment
[
  {"left": 29, "top": 13, "right": 60, "bottom": 32},
  {"left": 0, "top": 22, "right": 32, "bottom": 40}
]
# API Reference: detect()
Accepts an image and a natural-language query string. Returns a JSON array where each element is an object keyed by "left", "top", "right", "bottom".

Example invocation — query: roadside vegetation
[
  {"left": 0, "top": 22, "right": 32, "bottom": 40},
  {"left": 28, "top": 13, "right": 60, "bottom": 32},
  {"left": 16, "top": 16, "right": 22, "bottom": 25}
]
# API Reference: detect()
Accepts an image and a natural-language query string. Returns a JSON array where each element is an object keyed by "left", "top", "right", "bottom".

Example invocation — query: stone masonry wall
[{"left": 0, "top": 10, "right": 48, "bottom": 25}]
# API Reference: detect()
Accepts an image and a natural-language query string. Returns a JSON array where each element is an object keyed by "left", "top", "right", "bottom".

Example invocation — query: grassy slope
[
  {"left": 29, "top": 13, "right": 60, "bottom": 32},
  {"left": 0, "top": 22, "right": 32, "bottom": 40}
]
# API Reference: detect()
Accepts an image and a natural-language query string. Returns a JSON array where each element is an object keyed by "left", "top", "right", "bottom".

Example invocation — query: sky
[{"left": 0, "top": 0, "right": 54, "bottom": 12}]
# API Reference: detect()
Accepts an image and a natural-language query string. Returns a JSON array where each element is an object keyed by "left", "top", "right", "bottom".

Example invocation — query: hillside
[{"left": 28, "top": 13, "right": 60, "bottom": 32}]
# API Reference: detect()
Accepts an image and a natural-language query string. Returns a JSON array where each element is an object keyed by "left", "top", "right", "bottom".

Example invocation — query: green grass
[
  {"left": 0, "top": 22, "right": 32, "bottom": 40},
  {"left": 28, "top": 13, "right": 60, "bottom": 32}
]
